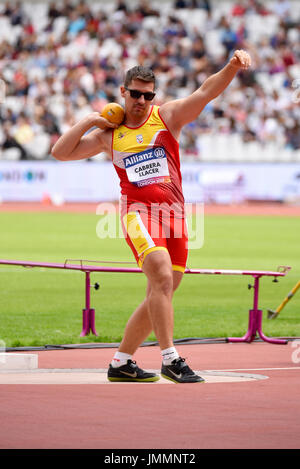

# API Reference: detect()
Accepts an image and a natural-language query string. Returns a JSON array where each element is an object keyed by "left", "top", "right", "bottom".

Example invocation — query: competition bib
[{"left": 124, "top": 146, "right": 171, "bottom": 187}]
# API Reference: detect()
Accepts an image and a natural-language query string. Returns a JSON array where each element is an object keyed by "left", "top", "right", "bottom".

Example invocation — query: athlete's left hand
[{"left": 229, "top": 50, "right": 251, "bottom": 70}]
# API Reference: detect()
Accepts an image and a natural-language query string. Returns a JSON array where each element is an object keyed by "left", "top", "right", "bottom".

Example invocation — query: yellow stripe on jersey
[
  {"left": 172, "top": 264, "right": 186, "bottom": 273},
  {"left": 113, "top": 105, "right": 167, "bottom": 158},
  {"left": 138, "top": 246, "right": 169, "bottom": 268},
  {"left": 123, "top": 211, "right": 155, "bottom": 255},
  {"left": 123, "top": 211, "right": 169, "bottom": 267}
]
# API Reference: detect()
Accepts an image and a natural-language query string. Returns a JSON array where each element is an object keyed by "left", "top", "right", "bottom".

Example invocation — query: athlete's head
[
  {"left": 124, "top": 66, "right": 156, "bottom": 90},
  {"left": 121, "top": 66, "right": 156, "bottom": 119}
]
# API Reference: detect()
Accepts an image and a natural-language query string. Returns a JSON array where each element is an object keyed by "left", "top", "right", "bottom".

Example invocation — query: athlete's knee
[
  {"left": 143, "top": 251, "right": 173, "bottom": 296},
  {"left": 172, "top": 271, "right": 184, "bottom": 292},
  {"left": 155, "top": 269, "right": 173, "bottom": 296},
  {"left": 150, "top": 263, "right": 173, "bottom": 294}
]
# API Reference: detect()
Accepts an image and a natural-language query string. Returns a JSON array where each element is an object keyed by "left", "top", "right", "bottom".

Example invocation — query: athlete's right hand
[{"left": 88, "top": 112, "right": 119, "bottom": 130}]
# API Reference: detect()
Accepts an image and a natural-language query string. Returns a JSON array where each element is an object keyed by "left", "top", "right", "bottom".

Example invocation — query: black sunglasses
[{"left": 125, "top": 87, "right": 156, "bottom": 101}]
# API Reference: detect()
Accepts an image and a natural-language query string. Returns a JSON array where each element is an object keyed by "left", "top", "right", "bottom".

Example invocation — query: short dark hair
[{"left": 124, "top": 66, "right": 156, "bottom": 90}]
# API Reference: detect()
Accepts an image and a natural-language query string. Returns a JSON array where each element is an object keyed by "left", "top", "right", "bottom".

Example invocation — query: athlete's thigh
[
  {"left": 122, "top": 209, "right": 169, "bottom": 268},
  {"left": 166, "top": 216, "right": 188, "bottom": 274},
  {"left": 142, "top": 249, "right": 173, "bottom": 283}
]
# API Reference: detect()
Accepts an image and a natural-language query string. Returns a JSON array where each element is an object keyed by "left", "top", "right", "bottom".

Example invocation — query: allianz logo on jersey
[{"left": 124, "top": 146, "right": 166, "bottom": 168}]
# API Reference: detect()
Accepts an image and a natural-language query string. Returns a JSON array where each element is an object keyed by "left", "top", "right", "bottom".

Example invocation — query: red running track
[
  {"left": 1, "top": 201, "right": 299, "bottom": 448},
  {"left": 0, "top": 342, "right": 299, "bottom": 449},
  {"left": 1, "top": 201, "right": 300, "bottom": 217}
]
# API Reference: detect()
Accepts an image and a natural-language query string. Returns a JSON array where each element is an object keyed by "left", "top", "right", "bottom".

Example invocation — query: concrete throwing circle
[{"left": 0, "top": 369, "right": 268, "bottom": 384}]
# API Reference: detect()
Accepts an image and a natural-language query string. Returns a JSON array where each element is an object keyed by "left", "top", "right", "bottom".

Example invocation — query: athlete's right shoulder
[
  {"left": 94, "top": 126, "right": 112, "bottom": 140},
  {"left": 93, "top": 127, "right": 113, "bottom": 154}
]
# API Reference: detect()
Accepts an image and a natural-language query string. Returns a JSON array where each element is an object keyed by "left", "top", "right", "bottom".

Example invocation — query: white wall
[{"left": 0, "top": 161, "right": 299, "bottom": 204}]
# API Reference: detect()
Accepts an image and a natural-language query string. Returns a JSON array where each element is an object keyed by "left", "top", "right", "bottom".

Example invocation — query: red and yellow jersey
[{"left": 111, "top": 105, "right": 185, "bottom": 217}]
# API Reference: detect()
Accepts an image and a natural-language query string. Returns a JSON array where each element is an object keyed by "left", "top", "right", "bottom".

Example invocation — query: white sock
[
  {"left": 111, "top": 351, "right": 132, "bottom": 368},
  {"left": 162, "top": 346, "right": 179, "bottom": 365}
]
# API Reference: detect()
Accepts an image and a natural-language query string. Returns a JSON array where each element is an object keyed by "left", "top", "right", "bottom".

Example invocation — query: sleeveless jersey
[{"left": 111, "top": 105, "right": 185, "bottom": 218}]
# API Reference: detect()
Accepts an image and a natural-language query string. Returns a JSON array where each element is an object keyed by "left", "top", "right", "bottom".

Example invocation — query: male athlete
[{"left": 52, "top": 49, "right": 251, "bottom": 383}]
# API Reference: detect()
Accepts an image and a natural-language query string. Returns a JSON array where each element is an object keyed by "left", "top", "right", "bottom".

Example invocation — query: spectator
[
  {"left": 219, "top": 17, "right": 239, "bottom": 59},
  {"left": 13, "top": 113, "right": 35, "bottom": 146},
  {"left": 273, "top": 0, "right": 291, "bottom": 18},
  {"left": 1, "top": 122, "right": 28, "bottom": 159},
  {"left": 10, "top": 1, "right": 25, "bottom": 26},
  {"left": 286, "top": 121, "right": 300, "bottom": 150},
  {"left": 0, "top": 0, "right": 299, "bottom": 160}
]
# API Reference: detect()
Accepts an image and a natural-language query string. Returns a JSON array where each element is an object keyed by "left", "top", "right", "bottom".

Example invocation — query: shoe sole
[
  {"left": 107, "top": 376, "right": 160, "bottom": 383},
  {"left": 161, "top": 373, "right": 205, "bottom": 384}
]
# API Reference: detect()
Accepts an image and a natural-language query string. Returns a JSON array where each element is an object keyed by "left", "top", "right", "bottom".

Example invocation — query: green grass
[{"left": 0, "top": 211, "right": 299, "bottom": 347}]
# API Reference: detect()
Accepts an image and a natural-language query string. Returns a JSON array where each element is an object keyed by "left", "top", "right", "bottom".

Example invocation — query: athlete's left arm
[{"left": 159, "top": 50, "right": 251, "bottom": 138}]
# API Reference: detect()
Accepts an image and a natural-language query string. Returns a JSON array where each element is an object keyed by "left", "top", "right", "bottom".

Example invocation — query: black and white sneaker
[
  {"left": 161, "top": 357, "right": 205, "bottom": 383},
  {"left": 107, "top": 359, "right": 160, "bottom": 382}
]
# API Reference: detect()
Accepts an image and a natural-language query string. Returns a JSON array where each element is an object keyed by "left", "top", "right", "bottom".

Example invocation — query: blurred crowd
[{"left": 0, "top": 0, "right": 299, "bottom": 161}]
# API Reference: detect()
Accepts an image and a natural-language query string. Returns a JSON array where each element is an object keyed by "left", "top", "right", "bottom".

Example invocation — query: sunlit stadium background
[
  {"left": 0, "top": 0, "right": 299, "bottom": 347},
  {"left": 0, "top": 0, "right": 299, "bottom": 205}
]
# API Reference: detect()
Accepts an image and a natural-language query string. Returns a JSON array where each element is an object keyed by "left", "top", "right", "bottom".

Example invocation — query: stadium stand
[{"left": 0, "top": 0, "right": 299, "bottom": 162}]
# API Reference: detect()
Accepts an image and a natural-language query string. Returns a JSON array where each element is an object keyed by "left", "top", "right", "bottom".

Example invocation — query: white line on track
[{"left": 0, "top": 369, "right": 269, "bottom": 384}]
